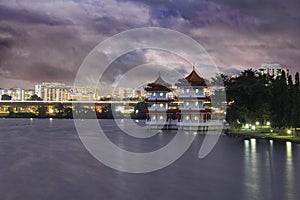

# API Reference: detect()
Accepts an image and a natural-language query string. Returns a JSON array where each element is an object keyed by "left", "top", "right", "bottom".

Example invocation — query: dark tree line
[{"left": 225, "top": 69, "right": 300, "bottom": 130}]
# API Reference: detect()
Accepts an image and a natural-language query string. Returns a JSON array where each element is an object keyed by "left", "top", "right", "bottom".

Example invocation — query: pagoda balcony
[
  {"left": 148, "top": 107, "right": 168, "bottom": 111},
  {"left": 179, "top": 107, "right": 206, "bottom": 111},
  {"left": 177, "top": 121, "right": 208, "bottom": 127},
  {"left": 148, "top": 97, "right": 170, "bottom": 101},
  {"left": 178, "top": 94, "right": 206, "bottom": 99}
]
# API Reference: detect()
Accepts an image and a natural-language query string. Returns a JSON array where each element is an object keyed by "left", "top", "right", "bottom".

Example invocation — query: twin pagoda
[{"left": 145, "top": 68, "right": 212, "bottom": 131}]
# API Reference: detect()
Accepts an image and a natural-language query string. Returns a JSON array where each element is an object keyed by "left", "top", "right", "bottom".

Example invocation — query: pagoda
[
  {"left": 144, "top": 74, "right": 173, "bottom": 129},
  {"left": 175, "top": 67, "right": 211, "bottom": 131}
]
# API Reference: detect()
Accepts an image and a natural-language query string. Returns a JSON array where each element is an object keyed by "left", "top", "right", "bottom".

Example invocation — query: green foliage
[
  {"left": 131, "top": 101, "right": 148, "bottom": 119},
  {"left": 29, "top": 94, "right": 42, "bottom": 101},
  {"left": 225, "top": 69, "right": 300, "bottom": 129},
  {"left": 1, "top": 94, "right": 12, "bottom": 100}
]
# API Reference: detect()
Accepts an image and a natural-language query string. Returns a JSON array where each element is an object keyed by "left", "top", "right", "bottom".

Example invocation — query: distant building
[
  {"left": 0, "top": 88, "right": 34, "bottom": 101},
  {"left": 70, "top": 86, "right": 99, "bottom": 101},
  {"left": 257, "top": 64, "right": 289, "bottom": 79},
  {"left": 35, "top": 82, "right": 71, "bottom": 101}
]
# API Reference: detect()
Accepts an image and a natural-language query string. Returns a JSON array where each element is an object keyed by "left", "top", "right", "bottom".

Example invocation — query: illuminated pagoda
[
  {"left": 175, "top": 67, "right": 211, "bottom": 131},
  {"left": 145, "top": 74, "right": 174, "bottom": 129}
]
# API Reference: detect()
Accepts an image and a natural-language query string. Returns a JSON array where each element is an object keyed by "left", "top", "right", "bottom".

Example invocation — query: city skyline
[{"left": 1, "top": 0, "right": 300, "bottom": 89}]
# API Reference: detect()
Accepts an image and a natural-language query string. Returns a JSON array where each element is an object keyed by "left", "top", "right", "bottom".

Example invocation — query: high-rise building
[
  {"left": 0, "top": 88, "right": 34, "bottom": 101},
  {"left": 257, "top": 64, "right": 289, "bottom": 79},
  {"left": 35, "top": 82, "right": 71, "bottom": 101}
]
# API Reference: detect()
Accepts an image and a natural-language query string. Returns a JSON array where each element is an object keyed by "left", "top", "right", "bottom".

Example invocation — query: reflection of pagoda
[
  {"left": 145, "top": 74, "right": 173, "bottom": 129},
  {"left": 175, "top": 67, "right": 211, "bottom": 131}
]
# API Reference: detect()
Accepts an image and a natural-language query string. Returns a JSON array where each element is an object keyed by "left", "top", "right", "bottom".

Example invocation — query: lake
[{"left": 0, "top": 119, "right": 299, "bottom": 200}]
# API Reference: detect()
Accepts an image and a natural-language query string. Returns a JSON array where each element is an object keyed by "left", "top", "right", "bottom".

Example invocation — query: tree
[
  {"left": 54, "top": 103, "right": 64, "bottom": 117},
  {"left": 1, "top": 94, "right": 12, "bottom": 100},
  {"left": 225, "top": 69, "right": 271, "bottom": 126},
  {"left": 270, "top": 71, "right": 289, "bottom": 128},
  {"left": 131, "top": 101, "right": 148, "bottom": 119},
  {"left": 37, "top": 106, "right": 48, "bottom": 118},
  {"left": 29, "top": 94, "right": 42, "bottom": 101}
]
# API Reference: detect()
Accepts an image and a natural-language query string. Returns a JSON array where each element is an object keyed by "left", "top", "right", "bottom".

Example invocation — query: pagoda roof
[
  {"left": 144, "top": 74, "right": 172, "bottom": 92},
  {"left": 176, "top": 68, "right": 208, "bottom": 87}
]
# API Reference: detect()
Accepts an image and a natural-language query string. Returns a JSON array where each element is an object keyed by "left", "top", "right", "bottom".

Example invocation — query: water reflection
[
  {"left": 244, "top": 139, "right": 260, "bottom": 199},
  {"left": 285, "top": 141, "right": 295, "bottom": 200}
]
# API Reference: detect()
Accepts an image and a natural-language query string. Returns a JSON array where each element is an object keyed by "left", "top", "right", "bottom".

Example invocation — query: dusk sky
[{"left": 0, "top": 0, "right": 300, "bottom": 89}]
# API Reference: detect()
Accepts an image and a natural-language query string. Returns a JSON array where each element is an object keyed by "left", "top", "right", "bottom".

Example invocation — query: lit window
[
  {"left": 195, "top": 102, "right": 198, "bottom": 106},
  {"left": 186, "top": 116, "right": 189, "bottom": 120},
  {"left": 153, "top": 93, "right": 156, "bottom": 96},
  {"left": 160, "top": 116, "right": 163, "bottom": 120},
  {"left": 195, "top": 89, "right": 199, "bottom": 93},
  {"left": 160, "top": 104, "right": 163, "bottom": 108},
  {"left": 160, "top": 92, "right": 163, "bottom": 97},
  {"left": 186, "top": 89, "right": 190, "bottom": 93},
  {"left": 194, "top": 116, "right": 199, "bottom": 121},
  {"left": 186, "top": 102, "right": 189, "bottom": 106},
  {"left": 153, "top": 116, "right": 156, "bottom": 120}
]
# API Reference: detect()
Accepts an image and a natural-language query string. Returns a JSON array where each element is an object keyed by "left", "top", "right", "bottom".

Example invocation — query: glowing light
[
  {"left": 49, "top": 118, "right": 53, "bottom": 121},
  {"left": 30, "top": 118, "right": 33, "bottom": 121},
  {"left": 245, "top": 124, "right": 249, "bottom": 129},
  {"left": 266, "top": 122, "right": 271, "bottom": 126},
  {"left": 251, "top": 125, "right": 256, "bottom": 130},
  {"left": 256, "top": 121, "right": 259, "bottom": 126},
  {"left": 193, "top": 132, "right": 197, "bottom": 135},
  {"left": 287, "top": 130, "right": 292, "bottom": 134},
  {"left": 270, "top": 129, "right": 273, "bottom": 133}
]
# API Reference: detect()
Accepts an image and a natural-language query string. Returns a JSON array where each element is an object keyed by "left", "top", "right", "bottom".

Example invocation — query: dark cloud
[{"left": 0, "top": 0, "right": 299, "bottom": 89}]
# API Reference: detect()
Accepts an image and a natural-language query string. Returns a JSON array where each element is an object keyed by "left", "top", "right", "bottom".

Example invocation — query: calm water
[{"left": 0, "top": 119, "right": 299, "bottom": 200}]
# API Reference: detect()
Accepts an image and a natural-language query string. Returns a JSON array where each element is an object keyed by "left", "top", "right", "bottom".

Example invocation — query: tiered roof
[
  {"left": 176, "top": 67, "right": 207, "bottom": 87},
  {"left": 144, "top": 74, "right": 172, "bottom": 92}
]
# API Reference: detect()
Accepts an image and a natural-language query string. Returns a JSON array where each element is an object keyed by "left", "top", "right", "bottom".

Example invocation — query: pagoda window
[
  {"left": 186, "top": 102, "right": 189, "bottom": 106},
  {"left": 152, "top": 116, "right": 156, "bottom": 120},
  {"left": 160, "top": 116, "right": 163, "bottom": 120},
  {"left": 195, "top": 102, "right": 198, "bottom": 106},
  {"left": 186, "top": 89, "right": 190, "bottom": 93},
  {"left": 195, "top": 89, "right": 199, "bottom": 93},
  {"left": 153, "top": 93, "right": 156, "bottom": 97},
  {"left": 186, "top": 116, "right": 189, "bottom": 120},
  {"left": 160, "top": 103, "right": 163, "bottom": 108},
  {"left": 194, "top": 116, "right": 199, "bottom": 121},
  {"left": 160, "top": 92, "right": 163, "bottom": 97}
]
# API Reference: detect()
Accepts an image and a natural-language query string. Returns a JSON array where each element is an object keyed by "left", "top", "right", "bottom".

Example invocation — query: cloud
[{"left": 0, "top": 0, "right": 299, "bottom": 89}]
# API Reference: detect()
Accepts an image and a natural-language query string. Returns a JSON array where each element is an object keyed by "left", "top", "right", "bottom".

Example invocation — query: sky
[{"left": 0, "top": 0, "right": 300, "bottom": 89}]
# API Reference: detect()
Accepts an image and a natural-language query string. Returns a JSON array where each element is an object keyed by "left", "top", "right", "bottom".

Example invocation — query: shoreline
[{"left": 225, "top": 131, "right": 300, "bottom": 144}]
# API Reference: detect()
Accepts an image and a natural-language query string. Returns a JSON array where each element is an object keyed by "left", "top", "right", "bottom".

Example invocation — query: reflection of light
[
  {"left": 135, "top": 120, "right": 139, "bottom": 123},
  {"left": 250, "top": 138, "right": 256, "bottom": 149},
  {"left": 193, "top": 132, "right": 197, "bottom": 135},
  {"left": 286, "top": 141, "right": 292, "bottom": 153},
  {"left": 30, "top": 118, "right": 33, "bottom": 121},
  {"left": 285, "top": 141, "right": 294, "bottom": 199},
  {"left": 269, "top": 140, "right": 273, "bottom": 145},
  {"left": 49, "top": 118, "right": 53, "bottom": 121},
  {"left": 267, "top": 122, "right": 271, "bottom": 126},
  {"left": 244, "top": 139, "right": 249, "bottom": 149},
  {"left": 256, "top": 121, "right": 259, "bottom": 126}
]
